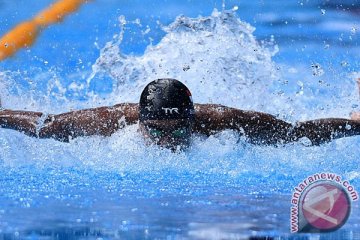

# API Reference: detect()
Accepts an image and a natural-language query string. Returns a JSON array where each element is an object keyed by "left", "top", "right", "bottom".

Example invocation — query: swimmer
[
  {"left": 1, "top": 78, "right": 360, "bottom": 150},
  {"left": 351, "top": 78, "right": 360, "bottom": 121}
]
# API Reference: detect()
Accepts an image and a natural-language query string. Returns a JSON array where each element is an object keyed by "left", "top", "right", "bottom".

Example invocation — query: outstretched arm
[
  {"left": 295, "top": 118, "right": 360, "bottom": 145},
  {"left": 0, "top": 103, "right": 139, "bottom": 142},
  {"left": 193, "top": 104, "right": 295, "bottom": 145},
  {"left": 193, "top": 104, "right": 360, "bottom": 145},
  {"left": 352, "top": 112, "right": 360, "bottom": 120},
  {"left": 351, "top": 78, "right": 360, "bottom": 120}
]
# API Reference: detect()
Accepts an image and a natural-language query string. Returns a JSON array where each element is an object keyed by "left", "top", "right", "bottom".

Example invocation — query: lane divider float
[{"left": 0, "top": 0, "right": 89, "bottom": 61}]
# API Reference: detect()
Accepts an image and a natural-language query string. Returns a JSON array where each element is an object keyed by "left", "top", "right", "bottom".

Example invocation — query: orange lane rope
[{"left": 0, "top": 0, "right": 89, "bottom": 61}]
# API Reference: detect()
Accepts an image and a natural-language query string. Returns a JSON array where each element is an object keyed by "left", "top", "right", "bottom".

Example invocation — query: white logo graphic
[
  {"left": 162, "top": 107, "right": 179, "bottom": 114},
  {"left": 303, "top": 188, "right": 338, "bottom": 224}
]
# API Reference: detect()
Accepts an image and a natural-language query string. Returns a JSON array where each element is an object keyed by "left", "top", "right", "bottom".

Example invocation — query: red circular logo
[{"left": 301, "top": 182, "right": 350, "bottom": 231}]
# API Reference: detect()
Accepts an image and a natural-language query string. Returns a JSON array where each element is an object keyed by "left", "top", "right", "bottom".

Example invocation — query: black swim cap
[{"left": 139, "top": 79, "right": 195, "bottom": 121}]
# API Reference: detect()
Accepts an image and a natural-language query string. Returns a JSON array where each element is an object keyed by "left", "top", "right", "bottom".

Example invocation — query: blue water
[{"left": 0, "top": 0, "right": 360, "bottom": 239}]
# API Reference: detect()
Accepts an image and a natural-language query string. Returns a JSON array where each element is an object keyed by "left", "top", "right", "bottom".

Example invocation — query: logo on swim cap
[
  {"left": 139, "top": 79, "right": 195, "bottom": 121},
  {"left": 162, "top": 107, "right": 179, "bottom": 114}
]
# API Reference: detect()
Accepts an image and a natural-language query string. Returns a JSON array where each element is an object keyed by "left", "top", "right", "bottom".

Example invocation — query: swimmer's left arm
[
  {"left": 351, "top": 112, "right": 360, "bottom": 121},
  {"left": 294, "top": 118, "right": 360, "bottom": 145},
  {"left": 193, "top": 104, "right": 360, "bottom": 145},
  {"left": 193, "top": 104, "right": 294, "bottom": 144}
]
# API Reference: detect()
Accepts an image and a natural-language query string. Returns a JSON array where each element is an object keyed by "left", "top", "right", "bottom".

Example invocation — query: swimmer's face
[{"left": 139, "top": 119, "right": 192, "bottom": 151}]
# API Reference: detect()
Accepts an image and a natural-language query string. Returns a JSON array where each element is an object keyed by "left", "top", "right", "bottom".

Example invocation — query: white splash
[
  {"left": 0, "top": 9, "right": 359, "bottom": 183},
  {"left": 88, "top": 9, "right": 280, "bottom": 111}
]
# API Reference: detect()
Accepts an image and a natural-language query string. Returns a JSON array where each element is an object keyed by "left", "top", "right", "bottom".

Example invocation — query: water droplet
[
  {"left": 351, "top": 27, "right": 357, "bottom": 35},
  {"left": 345, "top": 124, "right": 352, "bottom": 130},
  {"left": 142, "top": 25, "right": 151, "bottom": 35},
  {"left": 134, "top": 18, "right": 141, "bottom": 25},
  {"left": 321, "top": 9, "right": 326, "bottom": 15},
  {"left": 311, "top": 63, "right": 324, "bottom": 76},
  {"left": 296, "top": 81, "right": 304, "bottom": 95},
  {"left": 118, "top": 15, "right": 127, "bottom": 26},
  {"left": 341, "top": 61, "right": 348, "bottom": 67},
  {"left": 183, "top": 65, "right": 190, "bottom": 71},
  {"left": 296, "top": 90, "right": 304, "bottom": 96},
  {"left": 324, "top": 44, "right": 330, "bottom": 49},
  {"left": 299, "top": 137, "right": 312, "bottom": 146},
  {"left": 232, "top": 5, "right": 239, "bottom": 11}
]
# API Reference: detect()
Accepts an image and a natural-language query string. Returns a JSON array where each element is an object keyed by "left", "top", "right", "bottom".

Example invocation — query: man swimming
[{"left": 0, "top": 78, "right": 360, "bottom": 150}]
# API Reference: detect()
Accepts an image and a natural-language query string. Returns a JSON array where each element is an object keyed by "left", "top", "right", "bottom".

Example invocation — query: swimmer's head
[{"left": 139, "top": 79, "right": 195, "bottom": 150}]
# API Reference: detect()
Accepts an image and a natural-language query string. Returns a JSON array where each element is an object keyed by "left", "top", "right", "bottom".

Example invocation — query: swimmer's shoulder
[
  {"left": 112, "top": 103, "right": 139, "bottom": 123},
  {"left": 194, "top": 103, "right": 246, "bottom": 115}
]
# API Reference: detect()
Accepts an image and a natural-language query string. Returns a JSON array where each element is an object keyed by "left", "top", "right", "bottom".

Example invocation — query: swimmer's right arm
[
  {"left": 0, "top": 103, "right": 139, "bottom": 142},
  {"left": 351, "top": 112, "right": 360, "bottom": 120}
]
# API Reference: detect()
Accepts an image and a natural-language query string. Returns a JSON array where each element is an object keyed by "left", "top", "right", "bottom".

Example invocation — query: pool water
[{"left": 0, "top": 0, "right": 360, "bottom": 239}]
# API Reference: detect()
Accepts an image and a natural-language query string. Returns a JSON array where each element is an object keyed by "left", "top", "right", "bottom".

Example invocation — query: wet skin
[
  {"left": 1, "top": 103, "right": 360, "bottom": 148},
  {"left": 351, "top": 112, "right": 360, "bottom": 121}
]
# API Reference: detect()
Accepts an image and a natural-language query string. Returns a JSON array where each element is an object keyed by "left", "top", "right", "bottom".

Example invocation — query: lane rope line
[{"left": 0, "top": 0, "right": 89, "bottom": 61}]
